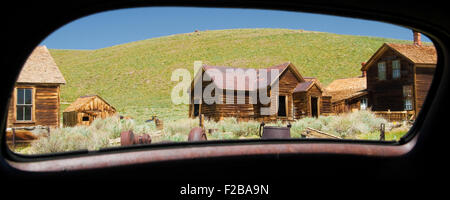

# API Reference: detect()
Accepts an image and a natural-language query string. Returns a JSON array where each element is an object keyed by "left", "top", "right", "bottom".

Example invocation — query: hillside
[{"left": 49, "top": 28, "right": 414, "bottom": 122}]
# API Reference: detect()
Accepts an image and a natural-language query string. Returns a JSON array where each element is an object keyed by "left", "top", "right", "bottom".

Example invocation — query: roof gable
[
  {"left": 293, "top": 81, "right": 315, "bottom": 93},
  {"left": 361, "top": 43, "right": 437, "bottom": 71},
  {"left": 16, "top": 46, "right": 66, "bottom": 84},
  {"left": 324, "top": 76, "right": 367, "bottom": 102},
  {"left": 64, "top": 95, "right": 115, "bottom": 112},
  {"left": 194, "top": 62, "right": 306, "bottom": 91}
]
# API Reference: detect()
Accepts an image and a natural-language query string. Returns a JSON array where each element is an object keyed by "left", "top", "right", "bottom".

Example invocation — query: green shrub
[{"left": 27, "top": 110, "right": 406, "bottom": 154}]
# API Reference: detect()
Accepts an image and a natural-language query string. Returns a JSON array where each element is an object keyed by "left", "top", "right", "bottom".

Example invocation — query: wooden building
[
  {"left": 325, "top": 76, "right": 368, "bottom": 114},
  {"left": 188, "top": 62, "right": 332, "bottom": 121},
  {"left": 63, "top": 95, "right": 116, "bottom": 127},
  {"left": 7, "top": 46, "right": 66, "bottom": 129},
  {"left": 360, "top": 32, "right": 437, "bottom": 118}
]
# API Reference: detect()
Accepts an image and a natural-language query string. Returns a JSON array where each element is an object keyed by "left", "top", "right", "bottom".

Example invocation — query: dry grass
[{"left": 22, "top": 110, "right": 409, "bottom": 154}]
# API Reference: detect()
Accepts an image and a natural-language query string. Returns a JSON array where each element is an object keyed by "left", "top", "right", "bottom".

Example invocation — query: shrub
[{"left": 27, "top": 110, "right": 403, "bottom": 154}]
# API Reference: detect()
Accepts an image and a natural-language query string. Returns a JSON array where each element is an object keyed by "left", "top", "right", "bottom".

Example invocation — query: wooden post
[
  {"left": 387, "top": 109, "right": 391, "bottom": 122},
  {"left": 12, "top": 128, "right": 16, "bottom": 148},
  {"left": 380, "top": 123, "right": 385, "bottom": 141},
  {"left": 199, "top": 114, "right": 204, "bottom": 129},
  {"left": 47, "top": 126, "right": 50, "bottom": 137}
]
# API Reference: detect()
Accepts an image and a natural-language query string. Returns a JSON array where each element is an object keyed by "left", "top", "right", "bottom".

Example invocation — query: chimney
[
  {"left": 413, "top": 31, "right": 422, "bottom": 46},
  {"left": 361, "top": 62, "right": 367, "bottom": 77}
]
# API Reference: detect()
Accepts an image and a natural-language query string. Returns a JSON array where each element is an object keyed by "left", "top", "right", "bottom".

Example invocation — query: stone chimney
[
  {"left": 413, "top": 31, "right": 422, "bottom": 46},
  {"left": 361, "top": 62, "right": 367, "bottom": 77}
]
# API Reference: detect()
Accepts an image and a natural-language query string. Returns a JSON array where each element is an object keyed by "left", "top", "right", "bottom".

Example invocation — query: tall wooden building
[
  {"left": 360, "top": 32, "right": 437, "bottom": 118},
  {"left": 7, "top": 46, "right": 66, "bottom": 129},
  {"left": 188, "top": 62, "right": 332, "bottom": 121}
]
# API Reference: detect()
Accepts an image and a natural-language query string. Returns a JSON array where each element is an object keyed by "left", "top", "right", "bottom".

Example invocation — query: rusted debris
[
  {"left": 120, "top": 130, "right": 152, "bottom": 146},
  {"left": 261, "top": 126, "right": 291, "bottom": 139},
  {"left": 188, "top": 127, "right": 207, "bottom": 141},
  {"left": 208, "top": 129, "right": 218, "bottom": 134},
  {"left": 120, "top": 115, "right": 133, "bottom": 120},
  {"left": 146, "top": 116, "right": 164, "bottom": 130},
  {"left": 380, "top": 123, "right": 385, "bottom": 141},
  {"left": 6, "top": 126, "right": 49, "bottom": 145},
  {"left": 301, "top": 127, "right": 341, "bottom": 139}
]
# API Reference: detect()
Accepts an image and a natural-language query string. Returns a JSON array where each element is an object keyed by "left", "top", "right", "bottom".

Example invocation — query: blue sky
[{"left": 41, "top": 7, "right": 432, "bottom": 50}]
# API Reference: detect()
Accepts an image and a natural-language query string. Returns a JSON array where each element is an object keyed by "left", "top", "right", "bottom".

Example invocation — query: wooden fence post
[
  {"left": 199, "top": 114, "right": 204, "bottom": 129},
  {"left": 380, "top": 123, "right": 385, "bottom": 141},
  {"left": 12, "top": 128, "right": 16, "bottom": 148},
  {"left": 387, "top": 109, "right": 391, "bottom": 122}
]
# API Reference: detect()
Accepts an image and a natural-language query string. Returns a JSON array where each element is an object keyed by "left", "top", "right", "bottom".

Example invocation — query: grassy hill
[{"left": 49, "top": 28, "right": 414, "bottom": 122}]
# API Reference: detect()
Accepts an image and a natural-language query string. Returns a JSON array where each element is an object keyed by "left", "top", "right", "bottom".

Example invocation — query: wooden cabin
[
  {"left": 361, "top": 32, "right": 437, "bottom": 118},
  {"left": 188, "top": 62, "right": 332, "bottom": 121},
  {"left": 325, "top": 76, "right": 368, "bottom": 114},
  {"left": 63, "top": 95, "right": 116, "bottom": 127},
  {"left": 7, "top": 46, "right": 66, "bottom": 129}
]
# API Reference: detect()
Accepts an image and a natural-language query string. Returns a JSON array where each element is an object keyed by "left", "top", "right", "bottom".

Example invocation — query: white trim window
[
  {"left": 378, "top": 62, "right": 386, "bottom": 80},
  {"left": 360, "top": 97, "right": 368, "bottom": 110},
  {"left": 392, "top": 60, "right": 401, "bottom": 79},
  {"left": 16, "top": 88, "right": 33, "bottom": 121},
  {"left": 403, "top": 85, "right": 413, "bottom": 111},
  {"left": 404, "top": 98, "right": 413, "bottom": 111}
]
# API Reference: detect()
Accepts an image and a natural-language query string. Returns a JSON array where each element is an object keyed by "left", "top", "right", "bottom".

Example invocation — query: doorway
[
  {"left": 278, "top": 95, "right": 286, "bottom": 117},
  {"left": 193, "top": 104, "right": 200, "bottom": 117},
  {"left": 311, "top": 97, "right": 318, "bottom": 118}
]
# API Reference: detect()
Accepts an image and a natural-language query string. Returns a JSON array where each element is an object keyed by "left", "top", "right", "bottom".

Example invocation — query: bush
[
  {"left": 29, "top": 115, "right": 158, "bottom": 154},
  {"left": 27, "top": 110, "right": 402, "bottom": 154}
]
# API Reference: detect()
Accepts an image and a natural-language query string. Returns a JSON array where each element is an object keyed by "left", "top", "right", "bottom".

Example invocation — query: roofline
[
  {"left": 64, "top": 95, "right": 116, "bottom": 112},
  {"left": 270, "top": 62, "right": 305, "bottom": 86},
  {"left": 15, "top": 82, "right": 65, "bottom": 85},
  {"left": 190, "top": 62, "right": 308, "bottom": 92},
  {"left": 361, "top": 43, "right": 436, "bottom": 71},
  {"left": 330, "top": 90, "right": 368, "bottom": 103},
  {"left": 292, "top": 81, "right": 319, "bottom": 94},
  {"left": 361, "top": 43, "right": 389, "bottom": 71}
]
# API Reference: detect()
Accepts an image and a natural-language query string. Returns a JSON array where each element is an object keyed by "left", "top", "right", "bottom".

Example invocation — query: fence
[{"left": 373, "top": 110, "right": 411, "bottom": 122}]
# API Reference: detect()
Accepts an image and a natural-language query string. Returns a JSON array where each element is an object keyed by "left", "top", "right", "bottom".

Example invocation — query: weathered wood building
[
  {"left": 361, "top": 32, "right": 437, "bottom": 118},
  {"left": 324, "top": 76, "right": 367, "bottom": 114},
  {"left": 188, "top": 62, "right": 332, "bottom": 121},
  {"left": 63, "top": 95, "right": 116, "bottom": 127},
  {"left": 7, "top": 46, "right": 66, "bottom": 129}
]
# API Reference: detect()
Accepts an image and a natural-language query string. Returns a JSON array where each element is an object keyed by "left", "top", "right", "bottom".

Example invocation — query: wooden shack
[
  {"left": 63, "top": 95, "right": 116, "bottom": 127},
  {"left": 188, "top": 62, "right": 332, "bottom": 121},
  {"left": 7, "top": 46, "right": 66, "bottom": 129},
  {"left": 325, "top": 76, "right": 368, "bottom": 114},
  {"left": 360, "top": 32, "right": 437, "bottom": 118}
]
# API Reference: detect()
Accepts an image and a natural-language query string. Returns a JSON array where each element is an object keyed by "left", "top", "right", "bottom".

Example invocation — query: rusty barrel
[
  {"left": 188, "top": 127, "right": 207, "bottom": 141},
  {"left": 120, "top": 130, "right": 152, "bottom": 146},
  {"left": 261, "top": 126, "right": 291, "bottom": 139}
]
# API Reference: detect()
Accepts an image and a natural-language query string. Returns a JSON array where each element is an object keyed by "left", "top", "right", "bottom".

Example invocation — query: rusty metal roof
[
  {"left": 293, "top": 81, "right": 314, "bottom": 93},
  {"left": 201, "top": 62, "right": 303, "bottom": 91}
]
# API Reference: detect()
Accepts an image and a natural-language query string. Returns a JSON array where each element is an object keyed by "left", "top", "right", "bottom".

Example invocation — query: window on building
[
  {"left": 403, "top": 85, "right": 413, "bottom": 110},
  {"left": 392, "top": 60, "right": 401, "bottom": 79},
  {"left": 378, "top": 62, "right": 386, "bottom": 80},
  {"left": 16, "top": 88, "right": 33, "bottom": 121},
  {"left": 360, "top": 98, "right": 368, "bottom": 110},
  {"left": 404, "top": 98, "right": 413, "bottom": 110},
  {"left": 403, "top": 85, "right": 413, "bottom": 97}
]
